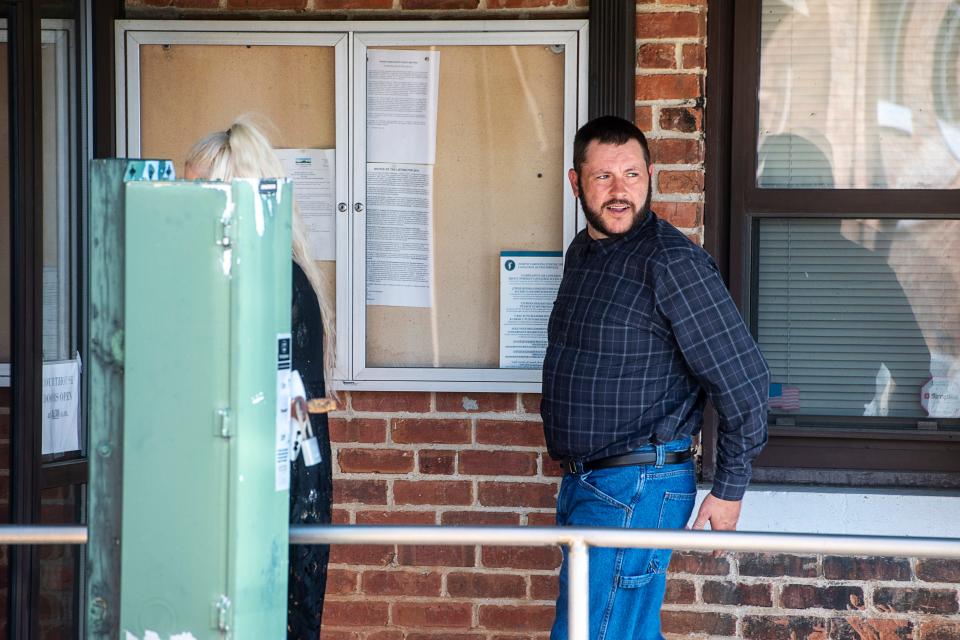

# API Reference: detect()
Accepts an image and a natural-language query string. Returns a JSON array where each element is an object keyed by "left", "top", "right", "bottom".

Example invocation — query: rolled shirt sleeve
[{"left": 654, "top": 250, "right": 770, "bottom": 501}]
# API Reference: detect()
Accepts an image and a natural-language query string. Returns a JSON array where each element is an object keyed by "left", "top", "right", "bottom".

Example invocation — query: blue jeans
[{"left": 551, "top": 438, "right": 697, "bottom": 640}]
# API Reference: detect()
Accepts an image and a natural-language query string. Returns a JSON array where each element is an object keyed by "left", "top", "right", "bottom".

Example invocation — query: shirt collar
[{"left": 583, "top": 210, "right": 657, "bottom": 256}]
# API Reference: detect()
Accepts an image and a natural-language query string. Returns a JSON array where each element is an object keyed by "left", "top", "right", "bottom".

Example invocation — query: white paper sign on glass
[
  {"left": 499, "top": 251, "right": 563, "bottom": 369},
  {"left": 276, "top": 148, "right": 337, "bottom": 261},
  {"left": 366, "top": 163, "right": 435, "bottom": 308},
  {"left": 42, "top": 357, "right": 81, "bottom": 455},
  {"left": 366, "top": 49, "right": 440, "bottom": 165}
]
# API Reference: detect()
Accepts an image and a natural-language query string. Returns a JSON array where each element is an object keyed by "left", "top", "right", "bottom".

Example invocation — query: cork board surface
[
  {"left": 136, "top": 42, "right": 567, "bottom": 371},
  {"left": 365, "top": 44, "right": 566, "bottom": 368},
  {"left": 138, "top": 43, "right": 338, "bottom": 330}
]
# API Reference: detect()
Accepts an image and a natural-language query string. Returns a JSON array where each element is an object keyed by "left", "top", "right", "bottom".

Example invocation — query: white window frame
[{"left": 116, "top": 19, "right": 588, "bottom": 393}]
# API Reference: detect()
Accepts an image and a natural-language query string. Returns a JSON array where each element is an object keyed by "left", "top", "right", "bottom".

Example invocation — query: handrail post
[{"left": 567, "top": 538, "right": 589, "bottom": 640}]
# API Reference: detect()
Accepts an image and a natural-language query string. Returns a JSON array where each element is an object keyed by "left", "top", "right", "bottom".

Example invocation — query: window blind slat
[{"left": 757, "top": 218, "right": 960, "bottom": 419}]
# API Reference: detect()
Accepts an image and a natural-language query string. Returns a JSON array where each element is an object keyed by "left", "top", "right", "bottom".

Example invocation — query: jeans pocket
[
  {"left": 617, "top": 548, "right": 659, "bottom": 588},
  {"left": 575, "top": 467, "right": 638, "bottom": 512},
  {"left": 617, "top": 489, "right": 697, "bottom": 586},
  {"left": 658, "top": 490, "right": 697, "bottom": 529}
]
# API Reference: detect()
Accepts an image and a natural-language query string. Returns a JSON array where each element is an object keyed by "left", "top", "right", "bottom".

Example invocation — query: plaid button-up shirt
[{"left": 541, "top": 212, "right": 769, "bottom": 501}]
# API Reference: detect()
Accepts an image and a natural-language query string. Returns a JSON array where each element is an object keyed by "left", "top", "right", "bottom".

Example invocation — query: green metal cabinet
[{"left": 87, "top": 160, "right": 292, "bottom": 639}]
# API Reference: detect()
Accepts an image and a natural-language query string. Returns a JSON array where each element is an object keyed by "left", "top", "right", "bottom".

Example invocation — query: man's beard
[{"left": 578, "top": 176, "right": 652, "bottom": 239}]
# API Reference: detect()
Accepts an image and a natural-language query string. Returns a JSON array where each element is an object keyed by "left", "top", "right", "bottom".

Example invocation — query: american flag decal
[{"left": 769, "top": 383, "right": 801, "bottom": 411}]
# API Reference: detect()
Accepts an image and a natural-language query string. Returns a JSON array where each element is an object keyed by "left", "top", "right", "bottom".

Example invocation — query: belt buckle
[{"left": 565, "top": 459, "right": 580, "bottom": 474}]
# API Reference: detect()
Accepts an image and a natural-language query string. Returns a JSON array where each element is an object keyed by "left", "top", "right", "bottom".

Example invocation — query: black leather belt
[{"left": 565, "top": 449, "right": 693, "bottom": 474}]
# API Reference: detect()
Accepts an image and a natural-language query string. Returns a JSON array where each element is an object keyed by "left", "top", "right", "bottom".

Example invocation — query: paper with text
[
  {"left": 277, "top": 148, "right": 337, "bottom": 261},
  {"left": 366, "top": 163, "right": 434, "bottom": 308},
  {"left": 367, "top": 49, "right": 440, "bottom": 165}
]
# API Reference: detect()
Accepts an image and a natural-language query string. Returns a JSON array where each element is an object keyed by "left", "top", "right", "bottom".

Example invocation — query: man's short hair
[{"left": 573, "top": 115, "right": 651, "bottom": 174}]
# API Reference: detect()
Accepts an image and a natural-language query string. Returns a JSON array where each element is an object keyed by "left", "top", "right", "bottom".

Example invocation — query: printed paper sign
[
  {"left": 42, "top": 358, "right": 81, "bottom": 455},
  {"left": 499, "top": 251, "right": 563, "bottom": 369},
  {"left": 365, "top": 163, "right": 435, "bottom": 308},
  {"left": 275, "top": 334, "right": 292, "bottom": 492},
  {"left": 366, "top": 49, "right": 440, "bottom": 165},
  {"left": 276, "top": 148, "right": 337, "bottom": 261}
]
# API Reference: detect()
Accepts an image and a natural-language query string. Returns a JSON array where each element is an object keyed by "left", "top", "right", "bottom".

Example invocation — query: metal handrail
[
  {"left": 0, "top": 525, "right": 88, "bottom": 545},
  {"left": 291, "top": 525, "right": 960, "bottom": 640},
  {"left": 7, "top": 524, "right": 960, "bottom": 640}
]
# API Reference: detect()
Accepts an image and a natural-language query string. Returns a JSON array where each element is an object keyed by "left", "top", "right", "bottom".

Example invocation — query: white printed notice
[
  {"left": 276, "top": 148, "right": 337, "bottom": 261},
  {"left": 275, "top": 334, "right": 292, "bottom": 492},
  {"left": 42, "top": 357, "right": 81, "bottom": 455},
  {"left": 499, "top": 251, "right": 563, "bottom": 368},
  {"left": 365, "top": 163, "right": 434, "bottom": 308},
  {"left": 367, "top": 49, "right": 440, "bottom": 165}
]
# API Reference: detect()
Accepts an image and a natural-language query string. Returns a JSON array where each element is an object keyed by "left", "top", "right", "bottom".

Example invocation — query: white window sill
[{"left": 692, "top": 485, "right": 960, "bottom": 538}]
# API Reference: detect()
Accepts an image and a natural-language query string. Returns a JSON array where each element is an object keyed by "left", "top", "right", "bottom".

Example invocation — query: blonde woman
[{"left": 185, "top": 117, "right": 335, "bottom": 639}]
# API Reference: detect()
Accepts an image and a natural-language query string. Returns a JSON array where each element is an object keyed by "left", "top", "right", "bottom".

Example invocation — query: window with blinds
[
  {"left": 757, "top": 0, "right": 960, "bottom": 189},
  {"left": 757, "top": 218, "right": 960, "bottom": 421}
]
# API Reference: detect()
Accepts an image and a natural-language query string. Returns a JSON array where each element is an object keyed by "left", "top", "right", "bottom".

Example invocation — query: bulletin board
[
  {"left": 364, "top": 44, "right": 566, "bottom": 369},
  {"left": 123, "top": 21, "right": 586, "bottom": 385},
  {"left": 137, "top": 43, "right": 339, "bottom": 324}
]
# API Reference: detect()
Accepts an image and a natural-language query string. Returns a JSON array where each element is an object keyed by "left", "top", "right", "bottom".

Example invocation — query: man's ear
[
  {"left": 648, "top": 163, "right": 655, "bottom": 179},
  {"left": 568, "top": 168, "right": 580, "bottom": 198}
]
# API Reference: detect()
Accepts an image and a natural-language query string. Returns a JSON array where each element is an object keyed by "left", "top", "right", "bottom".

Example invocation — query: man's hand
[
  {"left": 691, "top": 494, "right": 742, "bottom": 531},
  {"left": 690, "top": 494, "right": 742, "bottom": 556}
]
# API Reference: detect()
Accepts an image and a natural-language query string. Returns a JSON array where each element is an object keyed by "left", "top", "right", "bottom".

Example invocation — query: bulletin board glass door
[
  {"left": 120, "top": 28, "right": 350, "bottom": 380},
  {"left": 352, "top": 31, "right": 585, "bottom": 389}
]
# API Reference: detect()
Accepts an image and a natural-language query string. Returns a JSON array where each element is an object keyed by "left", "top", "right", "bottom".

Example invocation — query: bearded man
[{"left": 541, "top": 116, "right": 770, "bottom": 640}]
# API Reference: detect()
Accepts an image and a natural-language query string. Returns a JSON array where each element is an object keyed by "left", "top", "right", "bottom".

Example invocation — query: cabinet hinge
[
  {"left": 213, "top": 594, "right": 232, "bottom": 635},
  {"left": 216, "top": 408, "right": 232, "bottom": 438}
]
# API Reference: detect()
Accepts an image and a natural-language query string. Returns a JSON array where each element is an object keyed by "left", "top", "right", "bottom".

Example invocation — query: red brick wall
[
  {"left": 327, "top": 391, "right": 559, "bottom": 638},
  {"left": 664, "top": 552, "right": 960, "bottom": 639},
  {"left": 0, "top": 393, "right": 79, "bottom": 639}
]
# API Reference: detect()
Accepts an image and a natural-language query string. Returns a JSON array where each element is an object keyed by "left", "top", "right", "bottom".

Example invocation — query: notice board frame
[
  {"left": 116, "top": 20, "right": 588, "bottom": 393},
  {"left": 117, "top": 25, "right": 351, "bottom": 382}
]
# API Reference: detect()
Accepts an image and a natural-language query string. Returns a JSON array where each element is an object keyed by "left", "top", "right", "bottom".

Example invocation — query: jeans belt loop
[
  {"left": 655, "top": 443, "right": 666, "bottom": 468},
  {"left": 565, "top": 459, "right": 584, "bottom": 475}
]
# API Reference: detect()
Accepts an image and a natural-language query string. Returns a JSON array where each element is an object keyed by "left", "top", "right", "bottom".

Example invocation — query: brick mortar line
[
  {"left": 653, "top": 163, "right": 706, "bottom": 170},
  {"left": 332, "top": 442, "right": 550, "bottom": 451},
  {"left": 651, "top": 194, "right": 705, "bottom": 202},
  {"left": 635, "top": 69, "right": 705, "bottom": 76},
  {"left": 649, "top": 128, "right": 705, "bottom": 138},
  {"left": 671, "top": 574, "right": 940, "bottom": 586},
  {"left": 325, "top": 594, "right": 557, "bottom": 604},
  {"left": 337, "top": 411, "right": 541, "bottom": 420},
  {"left": 659, "top": 603, "right": 960, "bottom": 618},
  {"left": 636, "top": 37, "right": 704, "bottom": 44},
  {"left": 636, "top": 98, "right": 702, "bottom": 106},
  {"left": 636, "top": 6, "right": 705, "bottom": 14},
  {"left": 329, "top": 563, "right": 559, "bottom": 575},
  {"left": 335, "top": 472, "right": 558, "bottom": 482},
  {"left": 669, "top": 574, "right": 960, "bottom": 588}
]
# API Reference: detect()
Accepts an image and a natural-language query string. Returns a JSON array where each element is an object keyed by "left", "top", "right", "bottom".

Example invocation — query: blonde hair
[{"left": 186, "top": 116, "right": 337, "bottom": 390}]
